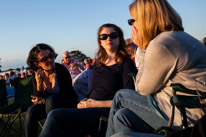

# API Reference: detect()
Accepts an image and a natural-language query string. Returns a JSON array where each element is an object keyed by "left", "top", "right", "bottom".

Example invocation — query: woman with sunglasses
[
  {"left": 38, "top": 23, "right": 137, "bottom": 137},
  {"left": 25, "top": 43, "right": 77, "bottom": 137},
  {"left": 106, "top": 0, "right": 206, "bottom": 136}
]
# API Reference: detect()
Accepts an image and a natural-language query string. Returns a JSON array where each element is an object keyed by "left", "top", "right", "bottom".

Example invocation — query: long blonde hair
[{"left": 129, "top": 0, "right": 184, "bottom": 50}]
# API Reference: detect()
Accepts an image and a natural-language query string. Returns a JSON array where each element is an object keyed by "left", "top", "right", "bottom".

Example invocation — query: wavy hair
[
  {"left": 129, "top": 0, "right": 184, "bottom": 50},
  {"left": 26, "top": 43, "right": 55, "bottom": 71},
  {"left": 95, "top": 23, "right": 129, "bottom": 66}
]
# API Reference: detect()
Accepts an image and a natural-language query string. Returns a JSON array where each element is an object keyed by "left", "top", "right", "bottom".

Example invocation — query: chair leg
[
  {"left": 178, "top": 106, "right": 188, "bottom": 129},
  {"left": 96, "top": 116, "right": 108, "bottom": 137},
  {"left": 0, "top": 114, "right": 16, "bottom": 137},
  {"left": 1, "top": 112, "right": 22, "bottom": 137},
  {"left": 38, "top": 121, "right": 44, "bottom": 129}
]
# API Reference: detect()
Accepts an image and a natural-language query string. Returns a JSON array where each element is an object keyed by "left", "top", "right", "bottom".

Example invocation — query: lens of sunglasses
[
  {"left": 99, "top": 32, "right": 119, "bottom": 40},
  {"left": 128, "top": 19, "right": 135, "bottom": 26},
  {"left": 39, "top": 52, "right": 58, "bottom": 62},
  {"left": 64, "top": 56, "right": 70, "bottom": 59}
]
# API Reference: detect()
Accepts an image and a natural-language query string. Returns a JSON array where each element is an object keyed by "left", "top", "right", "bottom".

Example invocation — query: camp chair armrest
[{"left": 171, "top": 95, "right": 200, "bottom": 108}]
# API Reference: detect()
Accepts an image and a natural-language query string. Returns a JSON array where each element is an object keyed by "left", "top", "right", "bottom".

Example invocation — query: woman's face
[
  {"left": 99, "top": 27, "right": 120, "bottom": 53},
  {"left": 36, "top": 49, "right": 55, "bottom": 71},
  {"left": 131, "top": 20, "right": 139, "bottom": 46}
]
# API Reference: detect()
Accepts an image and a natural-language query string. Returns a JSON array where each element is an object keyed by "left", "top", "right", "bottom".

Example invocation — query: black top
[
  {"left": 89, "top": 59, "right": 137, "bottom": 100},
  {"left": 32, "top": 63, "right": 77, "bottom": 101}
]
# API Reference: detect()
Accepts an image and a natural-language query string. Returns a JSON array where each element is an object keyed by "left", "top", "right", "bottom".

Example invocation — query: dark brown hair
[{"left": 26, "top": 43, "right": 55, "bottom": 71}]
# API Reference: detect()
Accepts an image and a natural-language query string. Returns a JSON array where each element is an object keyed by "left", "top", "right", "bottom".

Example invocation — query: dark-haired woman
[
  {"left": 39, "top": 23, "right": 137, "bottom": 137},
  {"left": 25, "top": 43, "right": 77, "bottom": 137}
]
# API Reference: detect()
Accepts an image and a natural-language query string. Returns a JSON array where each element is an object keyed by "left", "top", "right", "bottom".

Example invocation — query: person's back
[{"left": 142, "top": 31, "right": 206, "bottom": 127}]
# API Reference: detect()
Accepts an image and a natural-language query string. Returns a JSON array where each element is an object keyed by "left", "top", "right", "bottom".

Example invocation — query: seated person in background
[
  {"left": 125, "top": 38, "right": 137, "bottom": 62},
  {"left": 61, "top": 51, "right": 84, "bottom": 80},
  {"left": 25, "top": 43, "right": 77, "bottom": 137},
  {"left": 200, "top": 37, "right": 206, "bottom": 47},
  {"left": 4, "top": 72, "right": 10, "bottom": 86},
  {"left": 38, "top": 23, "right": 137, "bottom": 137},
  {"left": 0, "top": 75, "right": 3, "bottom": 80},
  {"left": 8, "top": 71, "right": 17, "bottom": 86},
  {"left": 20, "top": 66, "right": 27, "bottom": 74},
  {"left": 84, "top": 58, "right": 92, "bottom": 69},
  {"left": 20, "top": 72, "right": 26, "bottom": 79},
  {"left": 106, "top": 0, "right": 206, "bottom": 136},
  {"left": 26, "top": 69, "right": 33, "bottom": 77}
]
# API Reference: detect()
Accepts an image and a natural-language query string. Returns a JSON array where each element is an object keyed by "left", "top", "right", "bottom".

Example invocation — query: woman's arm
[
  {"left": 77, "top": 99, "right": 112, "bottom": 108},
  {"left": 56, "top": 63, "right": 77, "bottom": 100},
  {"left": 136, "top": 43, "right": 177, "bottom": 95}
]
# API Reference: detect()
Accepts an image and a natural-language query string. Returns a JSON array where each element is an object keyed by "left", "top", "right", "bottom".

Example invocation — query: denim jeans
[
  {"left": 24, "top": 95, "right": 77, "bottom": 137},
  {"left": 39, "top": 107, "right": 110, "bottom": 137},
  {"left": 106, "top": 89, "right": 168, "bottom": 137}
]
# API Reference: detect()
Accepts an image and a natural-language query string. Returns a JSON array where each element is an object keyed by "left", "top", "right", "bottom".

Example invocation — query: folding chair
[
  {"left": 128, "top": 72, "right": 206, "bottom": 136},
  {"left": 0, "top": 79, "right": 9, "bottom": 136},
  {"left": 0, "top": 77, "right": 34, "bottom": 136},
  {"left": 155, "top": 84, "right": 206, "bottom": 136},
  {"left": 0, "top": 79, "right": 8, "bottom": 108}
]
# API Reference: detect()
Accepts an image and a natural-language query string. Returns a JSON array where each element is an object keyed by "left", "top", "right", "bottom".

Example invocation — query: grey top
[{"left": 135, "top": 31, "right": 206, "bottom": 126}]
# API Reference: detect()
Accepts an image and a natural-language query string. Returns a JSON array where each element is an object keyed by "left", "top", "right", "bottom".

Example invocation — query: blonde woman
[{"left": 106, "top": 0, "right": 206, "bottom": 136}]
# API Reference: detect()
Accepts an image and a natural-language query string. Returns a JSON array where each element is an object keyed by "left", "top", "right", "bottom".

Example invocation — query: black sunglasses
[
  {"left": 99, "top": 32, "right": 119, "bottom": 40},
  {"left": 128, "top": 19, "right": 135, "bottom": 26},
  {"left": 38, "top": 52, "right": 58, "bottom": 63},
  {"left": 64, "top": 56, "right": 71, "bottom": 59}
]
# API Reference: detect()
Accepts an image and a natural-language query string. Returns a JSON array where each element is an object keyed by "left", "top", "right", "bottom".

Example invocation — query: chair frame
[{"left": 0, "top": 77, "right": 34, "bottom": 137}]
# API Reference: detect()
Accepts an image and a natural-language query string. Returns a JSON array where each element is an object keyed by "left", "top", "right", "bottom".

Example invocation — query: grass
[{"left": 0, "top": 112, "right": 43, "bottom": 137}]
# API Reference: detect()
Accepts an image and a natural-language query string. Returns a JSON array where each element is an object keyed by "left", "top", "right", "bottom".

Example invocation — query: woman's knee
[
  {"left": 113, "top": 108, "right": 131, "bottom": 122},
  {"left": 46, "top": 96, "right": 56, "bottom": 107},
  {"left": 25, "top": 106, "right": 38, "bottom": 120},
  {"left": 45, "top": 95, "right": 57, "bottom": 113},
  {"left": 115, "top": 89, "right": 136, "bottom": 99},
  {"left": 45, "top": 109, "right": 65, "bottom": 126}
]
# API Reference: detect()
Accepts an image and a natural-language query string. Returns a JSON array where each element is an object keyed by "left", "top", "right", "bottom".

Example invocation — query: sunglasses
[
  {"left": 38, "top": 52, "right": 58, "bottom": 63},
  {"left": 99, "top": 32, "right": 119, "bottom": 40},
  {"left": 128, "top": 19, "right": 135, "bottom": 26},
  {"left": 64, "top": 56, "right": 71, "bottom": 59}
]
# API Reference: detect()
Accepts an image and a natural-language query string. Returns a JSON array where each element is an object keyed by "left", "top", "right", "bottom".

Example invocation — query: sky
[{"left": 0, "top": 0, "right": 205, "bottom": 71}]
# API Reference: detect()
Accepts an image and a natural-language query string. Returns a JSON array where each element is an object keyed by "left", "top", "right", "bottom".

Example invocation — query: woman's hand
[
  {"left": 77, "top": 98, "right": 96, "bottom": 108},
  {"left": 35, "top": 69, "right": 52, "bottom": 91},
  {"left": 131, "top": 25, "right": 139, "bottom": 46},
  {"left": 34, "top": 69, "right": 45, "bottom": 91},
  {"left": 31, "top": 95, "right": 46, "bottom": 104}
]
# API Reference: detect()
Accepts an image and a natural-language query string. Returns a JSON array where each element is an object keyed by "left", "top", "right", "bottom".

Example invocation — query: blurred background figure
[
  {"left": 0, "top": 75, "right": 3, "bottom": 80},
  {"left": 200, "top": 37, "right": 206, "bottom": 47},
  {"left": 26, "top": 69, "right": 32, "bottom": 77},
  {"left": 20, "top": 72, "right": 26, "bottom": 79},
  {"left": 61, "top": 51, "right": 84, "bottom": 80},
  {"left": 4, "top": 72, "right": 10, "bottom": 86},
  {"left": 83, "top": 58, "right": 92, "bottom": 69},
  {"left": 20, "top": 66, "right": 27, "bottom": 74},
  {"left": 125, "top": 38, "right": 137, "bottom": 62},
  {"left": 8, "top": 71, "right": 17, "bottom": 86}
]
